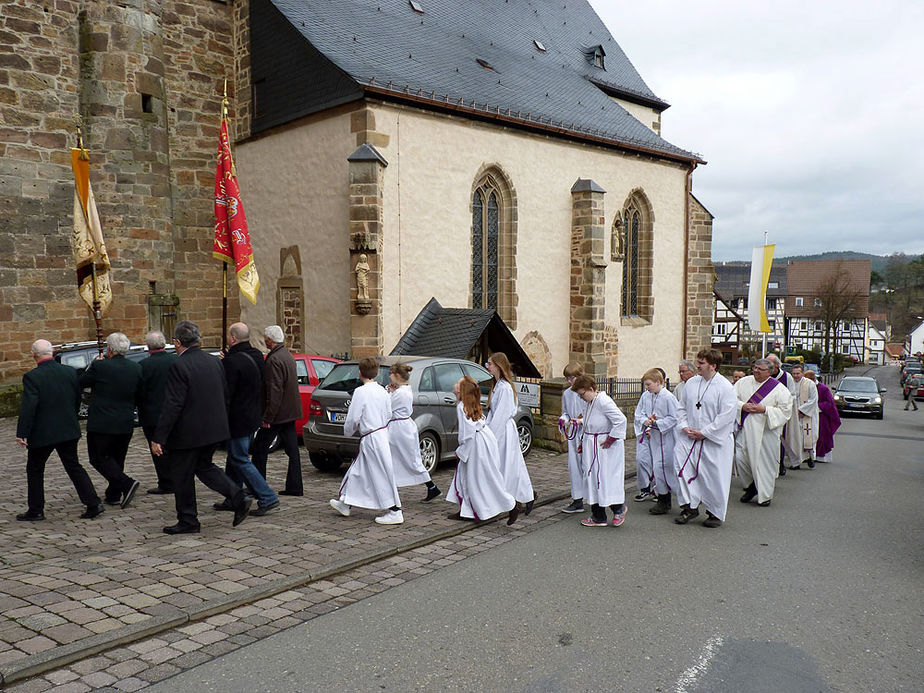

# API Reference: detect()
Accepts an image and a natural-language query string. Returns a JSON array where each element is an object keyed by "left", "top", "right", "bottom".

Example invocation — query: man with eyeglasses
[{"left": 734, "top": 359, "right": 794, "bottom": 508}]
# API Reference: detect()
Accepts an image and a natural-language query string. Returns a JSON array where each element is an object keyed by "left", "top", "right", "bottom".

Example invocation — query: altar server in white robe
[
  {"left": 673, "top": 349, "right": 738, "bottom": 528},
  {"left": 386, "top": 363, "right": 441, "bottom": 501},
  {"left": 558, "top": 361, "right": 587, "bottom": 514},
  {"left": 486, "top": 352, "right": 536, "bottom": 513},
  {"left": 735, "top": 359, "right": 794, "bottom": 506},
  {"left": 446, "top": 377, "right": 519, "bottom": 524},
  {"left": 572, "top": 374, "right": 628, "bottom": 528},
  {"left": 787, "top": 364, "right": 819, "bottom": 469},
  {"left": 766, "top": 353, "right": 798, "bottom": 476},
  {"left": 329, "top": 358, "right": 403, "bottom": 525},
  {"left": 634, "top": 368, "right": 680, "bottom": 516}
]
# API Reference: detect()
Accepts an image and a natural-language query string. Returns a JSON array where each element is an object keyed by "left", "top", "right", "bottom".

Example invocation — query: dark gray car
[
  {"left": 832, "top": 376, "right": 886, "bottom": 419},
  {"left": 303, "top": 356, "right": 534, "bottom": 473}
]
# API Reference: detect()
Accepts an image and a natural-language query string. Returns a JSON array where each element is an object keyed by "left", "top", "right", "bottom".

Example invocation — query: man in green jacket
[
  {"left": 79, "top": 332, "right": 142, "bottom": 509},
  {"left": 16, "top": 339, "right": 104, "bottom": 521}
]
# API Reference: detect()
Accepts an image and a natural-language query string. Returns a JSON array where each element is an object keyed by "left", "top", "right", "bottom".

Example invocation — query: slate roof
[
  {"left": 390, "top": 297, "right": 541, "bottom": 377},
  {"left": 260, "top": 0, "right": 700, "bottom": 162},
  {"left": 714, "top": 263, "right": 788, "bottom": 300}
]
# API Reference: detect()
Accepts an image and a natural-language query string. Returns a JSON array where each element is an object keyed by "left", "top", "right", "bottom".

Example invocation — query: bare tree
[{"left": 813, "top": 263, "right": 864, "bottom": 357}]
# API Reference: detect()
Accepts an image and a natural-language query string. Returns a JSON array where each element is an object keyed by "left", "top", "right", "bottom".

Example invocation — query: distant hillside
[{"left": 720, "top": 251, "right": 889, "bottom": 274}]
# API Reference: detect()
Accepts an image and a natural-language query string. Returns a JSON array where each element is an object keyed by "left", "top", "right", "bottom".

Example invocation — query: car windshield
[
  {"left": 905, "top": 364, "right": 922, "bottom": 372},
  {"left": 839, "top": 379, "right": 878, "bottom": 393},
  {"left": 317, "top": 363, "right": 390, "bottom": 392}
]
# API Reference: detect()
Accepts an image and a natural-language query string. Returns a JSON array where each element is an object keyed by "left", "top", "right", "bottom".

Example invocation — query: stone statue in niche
[
  {"left": 355, "top": 253, "right": 370, "bottom": 301},
  {"left": 611, "top": 216, "right": 625, "bottom": 262}
]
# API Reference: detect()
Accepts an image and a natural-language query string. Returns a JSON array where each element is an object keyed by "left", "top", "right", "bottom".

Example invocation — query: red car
[{"left": 292, "top": 354, "right": 340, "bottom": 438}]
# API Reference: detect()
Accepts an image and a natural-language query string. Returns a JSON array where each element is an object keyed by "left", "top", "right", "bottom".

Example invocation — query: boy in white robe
[
  {"left": 329, "top": 358, "right": 403, "bottom": 525},
  {"left": 634, "top": 368, "right": 680, "bottom": 515},
  {"left": 558, "top": 362, "right": 586, "bottom": 513},
  {"left": 673, "top": 349, "right": 738, "bottom": 528},
  {"left": 788, "top": 364, "right": 819, "bottom": 469},
  {"left": 735, "top": 359, "right": 793, "bottom": 506},
  {"left": 572, "top": 374, "right": 628, "bottom": 528}
]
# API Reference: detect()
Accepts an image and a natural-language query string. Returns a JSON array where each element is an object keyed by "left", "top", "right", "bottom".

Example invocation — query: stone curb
[{"left": 0, "top": 490, "right": 572, "bottom": 687}]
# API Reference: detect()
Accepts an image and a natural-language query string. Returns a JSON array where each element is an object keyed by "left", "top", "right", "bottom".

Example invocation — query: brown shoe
[
  {"left": 702, "top": 513, "right": 722, "bottom": 528},
  {"left": 674, "top": 507, "right": 700, "bottom": 525}
]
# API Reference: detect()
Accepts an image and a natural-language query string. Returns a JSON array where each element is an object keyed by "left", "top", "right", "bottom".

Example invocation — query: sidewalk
[{"left": 0, "top": 416, "right": 637, "bottom": 687}]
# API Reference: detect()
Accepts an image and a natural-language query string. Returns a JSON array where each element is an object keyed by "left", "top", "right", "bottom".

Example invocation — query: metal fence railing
[{"left": 594, "top": 376, "right": 672, "bottom": 402}]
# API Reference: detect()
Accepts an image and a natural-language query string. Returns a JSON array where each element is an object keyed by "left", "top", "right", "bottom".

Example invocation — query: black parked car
[{"left": 303, "top": 356, "right": 534, "bottom": 473}]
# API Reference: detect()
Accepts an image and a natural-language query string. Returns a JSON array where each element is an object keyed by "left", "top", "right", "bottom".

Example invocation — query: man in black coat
[
  {"left": 79, "top": 332, "right": 142, "bottom": 509},
  {"left": 138, "top": 331, "right": 177, "bottom": 494},
  {"left": 215, "top": 322, "right": 280, "bottom": 516},
  {"left": 15, "top": 339, "right": 104, "bottom": 521},
  {"left": 151, "top": 320, "right": 252, "bottom": 534}
]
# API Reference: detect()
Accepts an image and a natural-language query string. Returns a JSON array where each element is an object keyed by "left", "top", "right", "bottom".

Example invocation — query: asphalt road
[{"left": 152, "top": 365, "right": 922, "bottom": 692}]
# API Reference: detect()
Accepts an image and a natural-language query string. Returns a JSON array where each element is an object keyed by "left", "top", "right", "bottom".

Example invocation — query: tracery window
[
  {"left": 619, "top": 189, "right": 654, "bottom": 322},
  {"left": 471, "top": 168, "right": 517, "bottom": 327}
]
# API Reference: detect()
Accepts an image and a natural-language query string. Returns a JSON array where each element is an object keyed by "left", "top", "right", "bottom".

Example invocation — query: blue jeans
[{"left": 226, "top": 436, "right": 279, "bottom": 508}]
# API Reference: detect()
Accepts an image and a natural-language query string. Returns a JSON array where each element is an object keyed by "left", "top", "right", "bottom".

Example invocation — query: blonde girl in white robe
[
  {"left": 386, "top": 363, "right": 441, "bottom": 502},
  {"left": 486, "top": 352, "right": 536, "bottom": 512},
  {"left": 633, "top": 368, "right": 679, "bottom": 515},
  {"left": 329, "top": 358, "right": 403, "bottom": 525},
  {"left": 558, "top": 361, "right": 587, "bottom": 513},
  {"left": 446, "top": 377, "right": 519, "bottom": 524},
  {"left": 572, "top": 374, "right": 628, "bottom": 528}
]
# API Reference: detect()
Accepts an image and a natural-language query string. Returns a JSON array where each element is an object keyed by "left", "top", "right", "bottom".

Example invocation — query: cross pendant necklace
[{"left": 695, "top": 377, "right": 714, "bottom": 410}]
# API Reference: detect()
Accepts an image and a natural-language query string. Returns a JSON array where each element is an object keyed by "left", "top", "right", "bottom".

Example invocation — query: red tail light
[{"left": 307, "top": 398, "right": 322, "bottom": 418}]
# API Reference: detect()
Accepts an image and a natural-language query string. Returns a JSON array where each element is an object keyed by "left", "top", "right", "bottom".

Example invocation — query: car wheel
[
  {"left": 309, "top": 451, "right": 343, "bottom": 473},
  {"left": 876, "top": 408, "right": 884, "bottom": 420},
  {"left": 419, "top": 432, "right": 440, "bottom": 474},
  {"left": 517, "top": 420, "right": 533, "bottom": 456}
]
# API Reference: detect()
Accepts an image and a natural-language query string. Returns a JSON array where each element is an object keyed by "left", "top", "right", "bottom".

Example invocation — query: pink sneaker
[
  {"left": 611, "top": 507, "right": 628, "bottom": 527},
  {"left": 580, "top": 517, "right": 609, "bottom": 527}
]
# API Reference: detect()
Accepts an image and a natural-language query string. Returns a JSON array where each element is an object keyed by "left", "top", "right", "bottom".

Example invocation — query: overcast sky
[{"left": 591, "top": 0, "right": 924, "bottom": 262}]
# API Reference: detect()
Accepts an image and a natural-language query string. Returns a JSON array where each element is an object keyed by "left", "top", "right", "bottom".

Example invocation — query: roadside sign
[{"left": 516, "top": 381, "right": 540, "bottom": 408}]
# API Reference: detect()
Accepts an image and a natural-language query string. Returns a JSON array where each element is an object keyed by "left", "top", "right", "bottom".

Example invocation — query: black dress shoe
[
  {"left": 423, "top": 485, "right": 441, "bottom": 502},
  {"left": 16, "top": 510, "right": 45, "bottom": 522},
  {"left": 120, "top": 480, "right": 140, "bottom": 509},
  {"left": 523, "top": 493, "right": 538, "bottom": 516},
  {"left": 740, "top": 485, "right": 758, "bottom": 504},
  {"left": 278, "top": 490, "right": 303, "bottom": 497},
  {"left": 758, "top": 499, "right": 771, "bottom": 507},
  {"left": 233, "top": 496, "right": 253, "bottom": 527},
  {"left": 104, "top": 499, "right": 121, "bottom": 506},
  {"left": 249, "top": 500, "right": 280, "bottom": 517},
  {"left": 213, "top": 501, "right": 235, "bottom": 511},
  {"left": 506, "top": 503, "right": 522, "bottom": 526},
  {"left": 80, "top": 503, "right": 105, "bottom": 519},
  {"left": 807, "top": 458, "right": 816, "bottom": 469},
  {"left": 163, "top": 523, "right": 200, "bottom": 535},
  {"left": 147, "top": 487, "right": 172, "bottom": 495}
]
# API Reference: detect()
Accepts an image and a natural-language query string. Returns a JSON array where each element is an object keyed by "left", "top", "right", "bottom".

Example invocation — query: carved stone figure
[{"left": 355, "top": 253, "right": 371, "bottom": 301}]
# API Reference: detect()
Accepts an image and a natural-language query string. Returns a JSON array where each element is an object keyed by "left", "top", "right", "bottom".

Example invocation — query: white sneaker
[
  {"left": 374, "top": 509, "right": 404, "bottom": 525},
  {"left": 329, "top": 498, "right": 351, "bottom": 517}
]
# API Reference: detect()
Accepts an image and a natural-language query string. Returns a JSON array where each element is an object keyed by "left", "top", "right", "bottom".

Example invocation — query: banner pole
[{"left": 221, "top": 261, "right": 228, "bottom": 351}]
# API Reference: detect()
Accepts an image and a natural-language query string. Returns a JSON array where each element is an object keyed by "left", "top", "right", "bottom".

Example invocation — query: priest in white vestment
[
  {"left": 788, "top": 364, "right": 819, "bottom": 468},
  {"left": 735, "top": 359, "right": 794, "bottom": 506},
  {"left": 766, "top": 353, "right": 798, "bottom": 475},
  {"left": 673, "top": 349, "right": 738, "bottom": 528}
]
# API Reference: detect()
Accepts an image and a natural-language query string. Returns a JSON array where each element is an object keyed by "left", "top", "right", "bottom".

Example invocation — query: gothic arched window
[
  {"left": 619, "top": 190, "right": 654, "bottom": 321},
  {"left": 471, "top": 168, "right": 517, "bottom": 327}
]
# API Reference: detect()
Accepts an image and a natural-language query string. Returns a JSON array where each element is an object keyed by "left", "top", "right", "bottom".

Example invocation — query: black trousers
[
  {"left": 26, "top": 439, "right": 100, "bottom": 512},
  {"left": 251, "top": 421, "right": 303, "bottom": 493},
  {"left": 142, "top": 425, "right": 174, "bottom": 491},
  {"left": 169, "top": 443, "right": 244, "bottom": 529},
  {"left": 86, "top": 431, "right": 135, "bottom": 502}
]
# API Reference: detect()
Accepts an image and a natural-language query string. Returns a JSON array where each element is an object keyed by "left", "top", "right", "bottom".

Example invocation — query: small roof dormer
[{"left": 592, "top": 44, "right": 605, "bottom": 69}]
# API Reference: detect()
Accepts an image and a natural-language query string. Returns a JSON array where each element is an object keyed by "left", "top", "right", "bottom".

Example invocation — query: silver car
[{"left": 303, "top": 356, "right": 534, "bottom": 473}]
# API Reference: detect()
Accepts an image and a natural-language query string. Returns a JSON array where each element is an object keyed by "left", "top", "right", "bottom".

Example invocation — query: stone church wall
[{"left": 0, "top": 0, "right": 242, "bottom": 383}]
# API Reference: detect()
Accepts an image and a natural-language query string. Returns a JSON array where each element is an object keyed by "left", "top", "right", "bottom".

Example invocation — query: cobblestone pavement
[{"left": 0, "top": 416, "right": 636, "bottom": 690}]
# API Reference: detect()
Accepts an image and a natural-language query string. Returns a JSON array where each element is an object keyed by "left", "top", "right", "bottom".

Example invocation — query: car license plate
[
  {"left": 848, "top": 403, "right": 865, "bottom": 409},
  {"left": 329, "top": 412, "right": 347, "bottom": 423}
]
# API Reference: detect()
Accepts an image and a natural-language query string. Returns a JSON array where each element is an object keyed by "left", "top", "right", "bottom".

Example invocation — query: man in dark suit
[
  {"left": 138, "top": 331, "right": 177, "bottom": 494},
  {"left": 151, "top": 320, "right": 252, "bottom": 534},
  {"left": 15, "top": 339, "right": 104, "bottom": 521},
  {"left": 215, "top": 322, "right": 280, "bottom": 516},
  {"left": 79, "top": 332, "right": 142, "bottom": 509},
  {"left": 251, "top": 324, "right": 304, "bottom": 495}
]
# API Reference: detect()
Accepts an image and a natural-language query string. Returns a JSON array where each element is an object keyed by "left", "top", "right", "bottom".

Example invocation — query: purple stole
[{"left": 739, "top": 378, "right": 782, "bottom": 428}]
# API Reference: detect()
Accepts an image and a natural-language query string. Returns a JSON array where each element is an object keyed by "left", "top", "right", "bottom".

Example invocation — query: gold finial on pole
[
  {"left": 221, "top": 77, "right": 230, "bottom": 119},
  {"left": 74, "top": 114, "right": 90, "bottom": 160}
]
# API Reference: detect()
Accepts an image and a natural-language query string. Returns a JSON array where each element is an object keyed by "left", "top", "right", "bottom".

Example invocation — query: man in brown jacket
[{"left": 251, "top": 325, "right": 304, "bottom": 495}]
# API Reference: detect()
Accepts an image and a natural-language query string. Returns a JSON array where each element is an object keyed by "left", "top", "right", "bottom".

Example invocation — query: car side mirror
[{"left": 879, "top": 388, "right": 887, "bottom": 393}]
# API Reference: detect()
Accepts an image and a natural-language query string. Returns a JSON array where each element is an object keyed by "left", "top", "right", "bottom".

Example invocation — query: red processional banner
[{"left": 213, "top": 116, "right": 259, "bottom": 304}]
